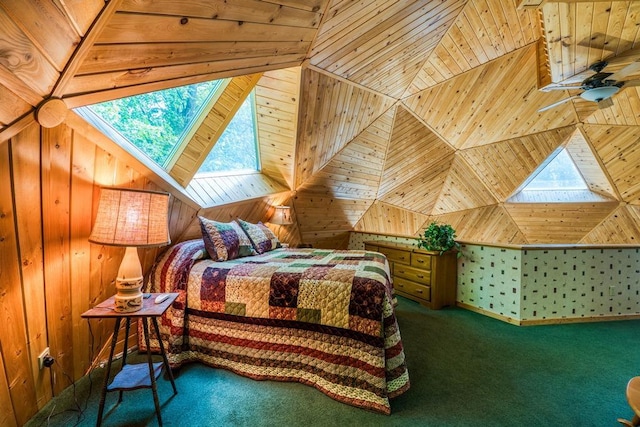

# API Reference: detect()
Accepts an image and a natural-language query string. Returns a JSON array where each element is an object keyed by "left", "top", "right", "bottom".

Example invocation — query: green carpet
[{"left": 26, "top": 297, "right": 640, "bottom": 426}]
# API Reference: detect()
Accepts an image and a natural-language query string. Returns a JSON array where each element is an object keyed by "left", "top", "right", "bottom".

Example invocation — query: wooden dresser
[{"left": 364, "top": 241, "right": 457, "bottom": 310}]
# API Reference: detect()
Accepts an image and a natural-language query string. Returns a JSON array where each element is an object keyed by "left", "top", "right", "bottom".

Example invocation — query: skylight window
[
  {"left": 508, "top": 147, "right": 612, "bottom": 203},
  {"left": 196, "top": 91, "right": 259, "bottom": 175},
  {"left": 81, "top": 80, "right": 222, "bottom": 167},
  {"left": 523, "top": 149, "right": 587, "bottom": 191}
]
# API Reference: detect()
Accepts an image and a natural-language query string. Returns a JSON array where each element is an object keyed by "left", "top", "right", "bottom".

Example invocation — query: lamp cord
[{"left": 42, "top": 321, "right": 95, "bottom": 427}]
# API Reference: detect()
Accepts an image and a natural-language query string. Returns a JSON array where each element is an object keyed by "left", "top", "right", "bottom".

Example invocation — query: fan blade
[
  {"left": 597, "top": 98, "right": 614, "bottom": 109},
  {"left": 537, "top": 96, "right": 581, "bottom": 113},
  {"left": 539, "top": 83, "right": 583, "bottom": 92},
  {"left": 607, "top": 60, "right": 640, "bottom": 82},
  {"left": 621, "top": 79, "right": 640, "bottom": 87}
]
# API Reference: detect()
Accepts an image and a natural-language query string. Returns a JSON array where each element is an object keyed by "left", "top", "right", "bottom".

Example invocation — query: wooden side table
[{"left": 82, "top": 293, "right": 178, "bottom": 427}]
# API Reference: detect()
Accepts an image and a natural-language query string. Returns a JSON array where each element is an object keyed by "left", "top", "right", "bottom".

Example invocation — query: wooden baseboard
[
  {"left": 519, "top": 314, "right": 640, "bottom": 326},
  {"left": 455, "top": 302, "right": 522, "bottom": 325},
  {"left": 456, "top": 302, "right": 640, "bottom": 326}
]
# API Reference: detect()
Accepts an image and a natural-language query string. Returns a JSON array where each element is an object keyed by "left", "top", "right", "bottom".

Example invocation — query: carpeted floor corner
[{"left": 25, "top": 297, "right": 640, "bottom": 426}]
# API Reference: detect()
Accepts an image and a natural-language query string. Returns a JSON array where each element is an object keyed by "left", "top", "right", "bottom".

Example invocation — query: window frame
[{"left": 193, "top": 89, "right": 261, "bottom": 177}]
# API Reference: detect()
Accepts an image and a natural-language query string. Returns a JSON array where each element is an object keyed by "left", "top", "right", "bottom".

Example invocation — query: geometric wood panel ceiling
[
  {"left": 5, "top": 0, "right": 640, "bottom": 247},
  {"left": 504, "top": 201, "right": 619, "bottom": 244},
  {"left": 294, "top": 191, "right": 373, "bottom": 249},
  {"left": 403, "top": 44, "right": 577, "bottom": 150},
  {"left": 428, "top": 205, "right": 528, "bottom": 245},
  {"left": 310, "top": 0, "right": 468, "bottom": 99},
  {"left": 584, "top": 124, "right": 640, "bottom": 205},
  {"left": 295, "top": 68, "right": 395, "bottom": 188},
  {"left": 432, "top": 155, "right": 497, "bottom": 215},
  {"left": 355, "top": 201, "right": 429, "bottom": 237},
  {"left": 580, "top": 204, "right": 640, "bottom": 245},
  {"left": 406, "top": 0, "right": 541, "bottom": 96},
  {"left": 298, "top": 108, "right": 393, "bottom": 199},
  {"left": 377, "top": 107, "right": 455, "bottom": 214},
  {"left": 565, "top": 128, "right": 617, "bottom": 200},
  {"left": 256, "top": 67, "right": 301, "bottom": 190},
  {"left": 459, "top": 126, "right": 575, "bottom": 201}
]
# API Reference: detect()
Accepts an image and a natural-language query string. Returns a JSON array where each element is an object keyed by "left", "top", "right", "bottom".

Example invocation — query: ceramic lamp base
[{"left": 114, "top": 277, "right": 143, "bottom": 313}]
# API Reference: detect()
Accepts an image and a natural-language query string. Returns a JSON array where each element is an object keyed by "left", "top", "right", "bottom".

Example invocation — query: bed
[{"left": 140, "top": 234, "right": 410, "bottom": 414}]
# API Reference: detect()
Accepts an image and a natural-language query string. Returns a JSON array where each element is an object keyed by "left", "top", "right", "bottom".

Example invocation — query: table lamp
[
  {"left": 269, "top": 205, "right": 293, "bottom": 247},
  {"left": 270, "top": 205, "right": 293, "bottom": 226},
  {"left": 89, "top": 187, "right": 170, "bottom": 313}
]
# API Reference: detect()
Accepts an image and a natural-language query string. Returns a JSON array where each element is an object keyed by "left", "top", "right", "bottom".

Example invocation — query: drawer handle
[
  {"left": 416, "top": 289, "right": 423, "bottom": 293},
  {"left": 417, "top": 275, "right": 424, "bottom": 279},
  {"left": 417, "top": 259, "right": 424, "bottom": 263}
]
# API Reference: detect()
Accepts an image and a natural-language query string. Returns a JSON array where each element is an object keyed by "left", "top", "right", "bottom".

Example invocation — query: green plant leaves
[{"left": 416, "top": 221, "right": 461, "bottom": 254}]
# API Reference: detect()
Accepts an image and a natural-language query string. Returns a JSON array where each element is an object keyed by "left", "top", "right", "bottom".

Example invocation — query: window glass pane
[
  {"left": 197, "top": 92, "right": 259, "bottom": 174},
  {"left": 85, "top": 80, "right": 222, "bottom": 166},
  {"left": 524, "top": 149, "right": 587, "bottom": 191}
]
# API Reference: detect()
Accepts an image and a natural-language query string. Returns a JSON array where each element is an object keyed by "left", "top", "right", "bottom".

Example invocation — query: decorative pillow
[
  {"left": 198, "top": 216, "right": 256, "bottom": 261},
  {"left": 236, "top": 219, "right": 281, "bottom": 254},
  {"left": 191, "top": 248, "right": 209, "bottom": 260}
]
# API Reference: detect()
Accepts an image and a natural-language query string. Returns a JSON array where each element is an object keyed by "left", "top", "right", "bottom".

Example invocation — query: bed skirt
[{"left": 159, "top": 309, "right": 408, "bottom": 414}]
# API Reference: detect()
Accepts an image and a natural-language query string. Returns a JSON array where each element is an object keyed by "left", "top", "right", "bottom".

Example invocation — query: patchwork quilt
[{"left": 141, "top": 239, "right": 410, "bottom": 414}]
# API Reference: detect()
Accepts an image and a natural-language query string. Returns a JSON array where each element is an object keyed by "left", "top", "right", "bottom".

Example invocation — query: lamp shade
[
  {"left": 270, "top": 205, "right": 293, "bottom": 225},
  {"left": 89, "top": 187, "right": 171, "bottom": 247}
]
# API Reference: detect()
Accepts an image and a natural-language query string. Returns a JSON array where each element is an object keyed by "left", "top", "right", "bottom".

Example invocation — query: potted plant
[{"left": 416, "top": 221, "right": 461, "bottom": 255}]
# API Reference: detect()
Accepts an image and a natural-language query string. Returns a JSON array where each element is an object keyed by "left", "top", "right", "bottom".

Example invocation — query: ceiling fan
[{"left": 538, "top": 60, "right": 640, "bottom": 112}]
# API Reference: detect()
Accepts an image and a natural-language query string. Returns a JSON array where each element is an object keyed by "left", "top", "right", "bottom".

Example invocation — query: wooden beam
[
  {"left": 164, "top": 79, "right": 232, "bottom": 171},
  {"left": 305, "top": 62, "right": 395, "bottom": 103},
  {"left": 62, "top": 61, "right": 300, "bottom": 108},
  {"left": 0, "top": 113, "right": 36, "bottom": 145},
  {"left": 51, "top": 0, "right": 124, "bottom": 98}
]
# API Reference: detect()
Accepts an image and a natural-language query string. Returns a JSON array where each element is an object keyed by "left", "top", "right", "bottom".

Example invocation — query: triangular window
[
  {"left": 75, "top": 80, "right": 223, "bottom": 168},
  {"left": 524, "top": 149, "right": 587, "bottom": 191},
  {"left": 195, "top": 91, "right": 259, "bottom": 176},
  {"left": 508, "top": 145, "right": 614, "bottom": 203}
]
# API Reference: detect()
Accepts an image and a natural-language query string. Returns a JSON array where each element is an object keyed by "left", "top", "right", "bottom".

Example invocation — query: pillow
[
  {"left": 191, "top": 248, "right": 209, "bottom": 260},
  {"left": 236, "top": 219, "right": 281, "bottom": 254},
  {"left": 198, "top": 216, "right": 256, "bottom": 261}
]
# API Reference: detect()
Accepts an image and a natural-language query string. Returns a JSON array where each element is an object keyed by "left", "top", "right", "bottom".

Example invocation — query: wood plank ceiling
[{"left": 4, "top": 0, "right": 640, "bottom": 246}]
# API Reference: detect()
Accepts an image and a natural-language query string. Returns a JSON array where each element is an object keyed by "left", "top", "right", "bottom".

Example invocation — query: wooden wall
[
  {"left": 0, "top": 111, "right": 286, "bottom": 425},
  {"left": 0, "top": 115, "right": 196, "bottom": 425},
  {"left": 6, "top": 1, "right": 640, "bottom": 423},
  {"left": 0, "top": 106, "right": 301, "bottom": 424}
]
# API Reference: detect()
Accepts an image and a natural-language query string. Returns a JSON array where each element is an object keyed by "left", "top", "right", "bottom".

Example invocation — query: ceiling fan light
[{"left": 580, "top": 86, "right": 619, "bottom": 102}]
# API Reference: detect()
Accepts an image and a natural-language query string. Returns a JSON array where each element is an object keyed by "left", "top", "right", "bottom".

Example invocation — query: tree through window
[
  {"left": 196, "top": 91, "right": 259, "bottom": 175},
  {"left": 83, "top": 81, "right": 222, "bottom": 167}
]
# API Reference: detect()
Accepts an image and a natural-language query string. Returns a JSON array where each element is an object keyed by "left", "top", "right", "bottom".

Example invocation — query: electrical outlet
[
  {"left": 609, "top": 286, "right": 616, "bottom": 297},
  {"left": 38, "top": 347, "right": 50, "bottom": 370}
]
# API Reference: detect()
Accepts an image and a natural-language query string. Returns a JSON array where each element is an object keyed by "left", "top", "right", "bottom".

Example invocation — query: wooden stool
[{"left": 618, "top": 377, "right": 640, "bottom": 427}]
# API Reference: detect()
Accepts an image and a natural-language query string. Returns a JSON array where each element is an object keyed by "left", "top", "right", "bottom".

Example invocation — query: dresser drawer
[
  {"left": 364, "top": 243, "right": 378, "bottom": 252},
  {"left": 411, "top": 252, "right": 432, "bottom": 269},
  {"left": 377, "top": 247, "right": 410, "bottom": 264},
  {"left": 394, "top": 277, "right": 431, "bottom": 301},
  {"left": 394, "top": 264, "right": 431, "bottom": 285}
]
